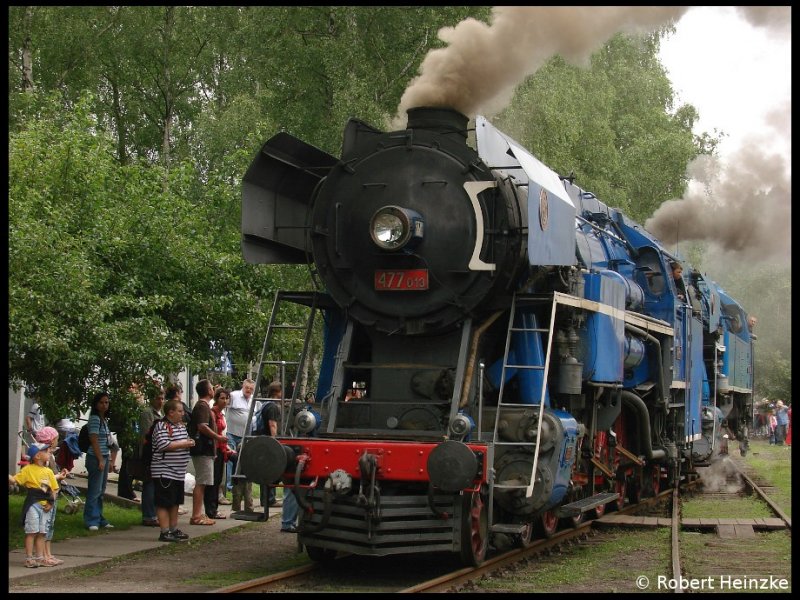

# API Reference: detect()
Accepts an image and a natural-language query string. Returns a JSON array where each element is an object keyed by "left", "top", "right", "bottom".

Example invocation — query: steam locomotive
[{"left": 236, "top": 107, "right": 754, "bottom": 565}]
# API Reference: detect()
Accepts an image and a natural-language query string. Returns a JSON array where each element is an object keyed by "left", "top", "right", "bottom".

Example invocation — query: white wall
[{"left": 8, "top": 386, "right": 26, "bottom": 474}]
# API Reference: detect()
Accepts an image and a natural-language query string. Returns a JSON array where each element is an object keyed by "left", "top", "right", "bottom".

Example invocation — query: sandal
[
  {"left": 38, "top": 556, "right": 63, "bottom": 567},
  {"left": 24, "top": 557, "right": 38, "bottom": 568},
  {"left": 189, "top": 515, "right": 215, "bottom": 526}
]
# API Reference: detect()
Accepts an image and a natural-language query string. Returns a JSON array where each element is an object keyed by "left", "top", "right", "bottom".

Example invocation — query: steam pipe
[
  {"left": 460, "top": 311, "right": 504, "bottom": 408},
  {"left": 292, "top": 455, "right": 333, "bottom": 535},
  {"left": 624, "top": 324, "right": 667, "bottom": 407},
  {"left": 620, "top": 390, "right": 666, "bottom": 462}
]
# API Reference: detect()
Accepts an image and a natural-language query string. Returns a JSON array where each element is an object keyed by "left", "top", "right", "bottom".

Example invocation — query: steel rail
[{"left": 732, "top": 462, "right": 792, "bottom": 529}]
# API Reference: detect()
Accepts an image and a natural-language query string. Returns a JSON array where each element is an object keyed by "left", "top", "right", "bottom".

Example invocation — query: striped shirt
[
  {"left": 150, "top": 419, "right": 190, "bottom": 481},
  {"left": 86, "top": 414, "right": 111, "bottom": 457}
]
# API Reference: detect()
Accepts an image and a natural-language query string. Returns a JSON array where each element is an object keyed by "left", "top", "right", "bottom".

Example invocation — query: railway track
[
  {"left": 214, "top": 453, "right": 790, "bottom": 594},
  {"left": 667, "top": 455, "right": 791, "bottom": 593},
  {"left": 213, "top": 489, "right": 673, "bottom": 593}
]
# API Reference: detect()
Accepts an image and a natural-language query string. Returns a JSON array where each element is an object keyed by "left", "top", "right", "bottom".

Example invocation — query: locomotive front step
[
  {"left": 490, "top": 523, "right": 528, "bottom": 534},
  {"left": 556, "top": 492, "right": 619, "bottom": 517}
]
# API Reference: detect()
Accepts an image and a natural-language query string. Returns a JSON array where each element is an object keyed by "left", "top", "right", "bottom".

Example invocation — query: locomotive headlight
[{"left": 369, "top": 205, "right": 424, "bottom": 251}]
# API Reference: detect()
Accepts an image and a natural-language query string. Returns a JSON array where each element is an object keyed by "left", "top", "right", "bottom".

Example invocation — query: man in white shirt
[{"left": 226, "top": 379, "right": 258, "bottom": 512}]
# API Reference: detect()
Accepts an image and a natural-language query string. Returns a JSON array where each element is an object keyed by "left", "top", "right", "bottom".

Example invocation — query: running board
[
  {"left": 490, "top": 523, "right": 528, "bottom": 534},
  {"left": 556, "top": 492, "right": 619, "bottom": 517}
]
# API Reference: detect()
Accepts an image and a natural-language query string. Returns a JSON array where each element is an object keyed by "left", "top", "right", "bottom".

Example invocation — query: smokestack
[{"left": 405, "top": 106, "right": 469, "bottom": 139}]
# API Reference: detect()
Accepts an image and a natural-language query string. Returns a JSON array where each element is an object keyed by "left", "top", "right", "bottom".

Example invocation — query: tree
[
  {"left": 712, "top": 265, "right": 791, "bottom": 402},
  {"left": 8, "top": 93, "right": 275, "bottom": 422}
]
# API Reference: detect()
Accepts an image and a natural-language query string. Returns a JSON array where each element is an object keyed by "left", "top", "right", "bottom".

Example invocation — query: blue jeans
[
  {"left": 281, "top": 488, "right": 299, "bottom": 529},
  {"left": 24, "top": 502, "right": 49, "bottom": 534},
  {"left": 226, "top": 433, "right": 240, "bottom": 491},
  {"left": 46, "top": 499, "right": 57, "bottom": 541},
  {"left": 260, "top": 482, "right": 277, "bottom": 506},
  {"left": 141, "top": 479, "right": 156, "bottom": 521},
  {"left": 83, "top": 453, "right": 110, "bottom": 528}
]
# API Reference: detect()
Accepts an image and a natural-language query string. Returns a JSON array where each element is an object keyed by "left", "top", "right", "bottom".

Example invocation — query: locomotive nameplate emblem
[
  {"left": 539, "top": 187, "right": 549, "bottom": 230},
  {"left": 374, "top": 269, "right": 429, "bottom": 291}
]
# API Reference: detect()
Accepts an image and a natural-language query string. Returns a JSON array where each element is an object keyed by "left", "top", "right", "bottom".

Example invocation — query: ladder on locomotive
[
  {"left": 231, "top": 291, "right": 329, "bottom": 523},
  {"left": 488, "top": 292, "right": 557, "bottom": 534},
  {"left": 258, "top": 291, "right": 320, "bottom": 434}
]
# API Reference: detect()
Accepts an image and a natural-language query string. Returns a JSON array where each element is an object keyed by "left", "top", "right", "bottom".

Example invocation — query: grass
[
  {"left": 190, "top": 552, "right": 309, "bottom": 586},
  {"left": 742, "top": 439, "right": 792, "bottom": 517},
  {"left": 8, "top": 490, "right": 143, "bottom": 551},
  {"left": 680, "top": 529, "right": 792, "bottom": 589},
  {"left": 681, "top": 495, "right": 773, "bottom": 519},
  {"left": 478, "top": 528, "right": 672, "bottom": 592},
  {"left": 8, "top": 483, "right": 279, "bottom": 552}
]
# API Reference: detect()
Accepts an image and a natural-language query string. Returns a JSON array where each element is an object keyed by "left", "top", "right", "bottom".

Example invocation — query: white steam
[{"left": 645, "top": 106, "right": 791, "bottom": 265}]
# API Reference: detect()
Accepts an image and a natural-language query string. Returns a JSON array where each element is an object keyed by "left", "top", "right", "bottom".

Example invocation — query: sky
[
  {"left": 658, "top": 6, "right": 792, "bottom": 161},
  {"left": 646, "top": 6, "right": 791, "bottom": 268}
]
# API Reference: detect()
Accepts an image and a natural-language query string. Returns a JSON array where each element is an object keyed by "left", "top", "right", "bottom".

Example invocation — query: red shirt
[{"left": 212, "top": 406, "right": 234, "bottom": 461}]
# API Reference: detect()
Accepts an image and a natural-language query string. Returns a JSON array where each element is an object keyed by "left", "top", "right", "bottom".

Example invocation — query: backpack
[
  {"left": 253, "top": 403, "right": 266, "bottom": 436},
  {"left": 140, "top": 417, "right": 172, "bottom": 474},
  {"left": 77, "top": 425, "right": 91, "bottom": 453},
  {"left": 254, "top": 401, "right": 280, "bottom": 436}
]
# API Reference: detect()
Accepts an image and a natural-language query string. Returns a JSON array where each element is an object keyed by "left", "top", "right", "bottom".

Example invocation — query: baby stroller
[
  {"left": 56, "top": 432, "right": 85, "bottom": 513},
  {"left": 56, "top": 432, "right": 82, "bottom": 472},
  {"left": 60, "top": 482, "right": 85, "bottom": 514}
]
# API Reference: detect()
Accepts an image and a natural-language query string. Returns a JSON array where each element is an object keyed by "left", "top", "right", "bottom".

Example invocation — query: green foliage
[
  {"left": 8, "top": 92, "right": 275, "bottom": 421},
  {"left": 711, "top": 265, "right": 791, "bottom": 401},
  {"left": 8, "top": 490, "right": 143, "bottom": 551}
]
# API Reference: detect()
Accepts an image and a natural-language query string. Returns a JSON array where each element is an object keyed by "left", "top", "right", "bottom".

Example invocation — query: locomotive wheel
[
  {"left": 516, "top": 521, "right": 534, "bottom": 548},
  {"left": 648, "top": 466, "right": 661, "bottom": 496},
  {"left": 612, "top": 476, "right": 626, "bottom": 512},
  {"left": 593, "top": 498, "right": 606, "bottom": 518},
  {"left": 306, "top": 545, "right": 337, "bottom": 562},
  {"left": 560, "top": 489, "right": 586, "bottom": 528},
  {"left": 459, "top": 490, "right": 488, "bottom": 566},
  {"left": 627, "top": 473, "right": 642, "bottom": 505},
  {"left": 564, "top": 510, "right": 585, "bottom": 528},
  {"left": 535, "top": 510, "right": 559, "bottom": 538}
]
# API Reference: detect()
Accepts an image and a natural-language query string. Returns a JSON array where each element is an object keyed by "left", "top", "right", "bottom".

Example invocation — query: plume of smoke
[
  {"left": 698, "top": 457, "right": 743, "bottom": 494},
  {"left": 390, "top": 6, "right": 688, "bottom": 129},
  {"left": 644, "top": 106, "right": 791, "bottom": 266},
  {"left": 735, "top": 6, "right": 792, "bottom": 34}
]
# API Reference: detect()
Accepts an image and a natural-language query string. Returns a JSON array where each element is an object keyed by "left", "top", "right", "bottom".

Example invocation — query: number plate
[{"left": 374, "top": 269, "right": 429, "bottom": 291}]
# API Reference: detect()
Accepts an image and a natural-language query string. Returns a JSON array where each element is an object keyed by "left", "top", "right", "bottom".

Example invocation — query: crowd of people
[
  {"left": 10, "top": 376, "right": 315, "bottom": 566},
  {"left": 754, "top": 398, "right": 792, "bottom": 446}
]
